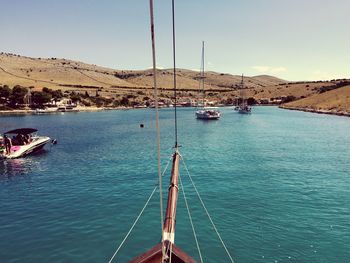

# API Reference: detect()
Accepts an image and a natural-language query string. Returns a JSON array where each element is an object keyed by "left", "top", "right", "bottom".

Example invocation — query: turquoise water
[{"left": 0, "top": 107, "right": 349, "bottom": 263}]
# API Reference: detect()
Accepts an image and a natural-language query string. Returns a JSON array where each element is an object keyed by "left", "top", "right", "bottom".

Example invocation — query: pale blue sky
[{"left": 0, "top": 0, "right": 349, "bottom": 81}]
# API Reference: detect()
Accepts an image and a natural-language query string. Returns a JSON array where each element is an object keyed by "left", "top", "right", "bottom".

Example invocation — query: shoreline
[
  {"left": 3, "top": 105, "right": 349, "bottom": 118},
  {"left": 0, "top": 106, "right": 134, "bottom": 116},
  {"left": 279, "top": 105, "right": 350, "bottom": 117}
]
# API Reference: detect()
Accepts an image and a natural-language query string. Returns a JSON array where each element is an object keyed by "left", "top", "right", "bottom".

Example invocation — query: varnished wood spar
[
  {"left": 162, "top": 151, "right": 180, "bottom": 243},
  {"left": 129, "top": 241, "right": 196, "bottom": 263},
  {"left": 130, "top": 151, "right": 196, "bottom": 263}
]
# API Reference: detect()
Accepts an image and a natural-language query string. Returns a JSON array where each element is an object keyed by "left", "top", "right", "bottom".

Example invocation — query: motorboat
[
  {"left": 196, "top": 106, "right": 221, "bottom": 120},
  {"left": 57, "top": 105, "right": 78, "bottom": 112},
  {"left": 0, "top": 128, "right": 51, "bottom": 159},
  {"left": 35, "top": 107, "right": 58, "bottom": 114}
]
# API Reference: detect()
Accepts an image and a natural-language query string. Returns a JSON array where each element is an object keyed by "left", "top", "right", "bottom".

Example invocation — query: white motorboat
[
  {"left": 0, "top": 128, "right": 51, "bottom": 159},
  {"left": 57, "top": 105, "right": 78, "bottom": 112},
  {"left": 196, "top": 107, "right": 221, "bottom": 120},
  {"left": 35, "top": 107, "right": 58, "bottom": 114}
]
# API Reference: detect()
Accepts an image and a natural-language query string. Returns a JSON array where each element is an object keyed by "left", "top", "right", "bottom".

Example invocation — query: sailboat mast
[
  {"left": 240, "top": 74, "right": 244, "bottom": 106},
  {"left": 201, "top": 41, "right": 205, "bottom": 107}
]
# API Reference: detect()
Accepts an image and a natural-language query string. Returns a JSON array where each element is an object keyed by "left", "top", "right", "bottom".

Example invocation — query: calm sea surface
[{"left": 0, "top": 107, "right": 349, "bottom": 263}]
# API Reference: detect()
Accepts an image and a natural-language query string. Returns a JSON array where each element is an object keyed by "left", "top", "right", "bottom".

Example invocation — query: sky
[{"left": 0, "top": 0, "right": 349, "bottom": 81}]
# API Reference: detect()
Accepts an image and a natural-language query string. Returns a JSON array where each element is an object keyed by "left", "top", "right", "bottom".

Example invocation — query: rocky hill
[
  {"left": 281, "top": 85, "right": 350, "bottom": 116},
  {"left": 1, "top": 52, "right": 349, "bottom": 114},
  {"left": 0, "top": 52, "right": 285, "bottom": 96}
]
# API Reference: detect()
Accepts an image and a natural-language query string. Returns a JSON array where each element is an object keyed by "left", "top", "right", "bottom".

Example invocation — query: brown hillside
[
  {"left": 0, "top": 53, "right": 285, "bottom": 94},
  {"left": 282, "top": 85, "right": 350, "bottom": 114},
  {"left": 1, "top": 52, "right": 349, "bottom": 105},
  {"left": 0, "top": 53, "right": 140, "bottom": 91}
]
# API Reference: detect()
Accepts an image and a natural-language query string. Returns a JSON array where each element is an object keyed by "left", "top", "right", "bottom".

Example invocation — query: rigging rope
[
  {"left": 181, "top": 157, "right": 235, "bottom": 263},
  {"left": 108, "top": 186, "right": 157, "bottom": 263},
  {"left": 179, "top": 171, "right": 204, "bottom": 263},
  {"left": 172, "top": 0, "right": 178, "bottom": 149},
  {"left": 168, "top": 1, "right": 178, "bottom": 260},
  {"left": 149, "top": 1, "right": 165, "bottom": 262},
  {"left": 108, "top": 157, "right": 172, "bottom": 263}
]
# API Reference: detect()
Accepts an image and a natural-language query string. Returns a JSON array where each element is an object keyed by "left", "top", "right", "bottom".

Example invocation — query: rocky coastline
[{"left": 279, "top": 105, "right": 350, "bottom": 117}]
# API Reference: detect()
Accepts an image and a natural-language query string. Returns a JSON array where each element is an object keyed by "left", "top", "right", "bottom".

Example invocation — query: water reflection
[{"left": 0, "top": 150, "right": 48, "bottom": 178}]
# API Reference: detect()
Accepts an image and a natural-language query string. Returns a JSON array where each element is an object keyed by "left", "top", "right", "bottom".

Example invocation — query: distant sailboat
[
  {"left": 195, "top": 41, "right": 221, "bottom": 120},
  {"left": 237, "top": 74, "right": 252, "bottom": 114}
]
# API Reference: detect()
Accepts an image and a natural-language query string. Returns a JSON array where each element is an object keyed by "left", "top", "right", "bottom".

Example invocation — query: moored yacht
[
  {"left": 0, "top": 128, "right": 51, "bottom": 159},
  {"left": 196, "top": 107, "right": 221, "bottom": 119},
  {"left": 57, "top": 105, "right": 79, "bottom": 112},
  {"left": 237, "top": 74, "right": 252, "bottom": 114},
  {"left": 238, "top": 104, "right": 252, "bottom": 114},
  {"left": 195, "top": 41, "right": 221, "bottom": 120}
]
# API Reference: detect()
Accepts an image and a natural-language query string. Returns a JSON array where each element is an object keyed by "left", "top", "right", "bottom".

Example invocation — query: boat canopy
[{"left": 4, "top": 128, "right": 38, "bottom": 135}]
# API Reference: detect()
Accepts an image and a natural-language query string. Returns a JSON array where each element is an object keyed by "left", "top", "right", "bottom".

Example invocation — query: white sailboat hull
[
  {"left": 196, "top": 109, "right": 221, "bottom": 120},
  {"left": 238, "top": 105, "right": 252, "bottom": 114}
]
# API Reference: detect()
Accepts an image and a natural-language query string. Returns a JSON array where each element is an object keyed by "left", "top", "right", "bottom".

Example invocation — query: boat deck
[{"left": 130, "top": 242, "right": 196, "bottom": 263}]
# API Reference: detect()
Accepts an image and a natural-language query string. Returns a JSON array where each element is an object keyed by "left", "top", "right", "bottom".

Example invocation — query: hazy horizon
[{"left": 0, "top": 0, "right": 349, "bottom": 81}]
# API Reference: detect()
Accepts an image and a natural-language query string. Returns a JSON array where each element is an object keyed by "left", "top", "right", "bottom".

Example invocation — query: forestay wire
[
  {"left": 172, "top": 0, "right": 179, "bottom": 149},
  {"left": 178, "top": 172, "right": 204, "bottom": 263},
  {"left": 181, "top": 156, "right": 235, "bottom": 263},
  {"left": 107, "top": 157, "right": 172, "bottom": 263},
  {"left": 107, "top": 186, "right": 157, "bottom": 263}
]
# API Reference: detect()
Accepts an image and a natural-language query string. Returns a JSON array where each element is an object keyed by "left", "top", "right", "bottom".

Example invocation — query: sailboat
[
  {"left": 195, "top": 42, "right": 221, "bottom": 120},
  {"left": 107, "top": 1, "right": 234, "bottom": 262},
  {"left": 237, "top": 74, "right": 252, "bottom": 114}
]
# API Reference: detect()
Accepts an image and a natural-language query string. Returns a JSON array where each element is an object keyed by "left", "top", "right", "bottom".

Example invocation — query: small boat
[
  {"left": 196, "top": 107, "right": 221, "bottom": 120},
  {"left": 238, "top": 105, "right": 251, "bottom": 114},
  {"left": 0, "top": 128, "right": 51, "bottom": 159},
  {"left": 57, "top": 105, "right": 79, "bottom": 112},
  {"left": 35, "top": 107, "right": 58, "bottom": 114},
  {"left": 237, "top": 75, "right": 252, "bottom": 114},
  {"left": 195, "top": 41, "right": 221, "bottom": 120}
]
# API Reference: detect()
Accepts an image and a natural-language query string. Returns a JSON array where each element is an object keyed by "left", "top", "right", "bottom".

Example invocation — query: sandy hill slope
[
  {"left": 0, "top": 53, "right": 286, "bottom": 93},
  {"left": 282, "top": 85, "right": 350, "bottom": 114},
  {"left": 116, "top": 68, "right": 286, "bottom": 91},
  {"left": 0, "top": 53, "right": 139, "bottom": 91},
  {"left": 1, "top": 52, "right": 349, "bottom": 106}
]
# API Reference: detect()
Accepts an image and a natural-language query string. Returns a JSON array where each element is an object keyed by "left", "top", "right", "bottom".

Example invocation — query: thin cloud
[
  {"left": 270, "top": 67, "right": 287, "bottom": 73},
  {"left": 308, "top": 71, "right": 342, "bottom": 81},
  {"left": 252, "top": 66, "right": 271, "bottom": 73},
  {"left": 147, "top": 66, "right": 164, "bottom": 70},
  {"left": 252, "top": 66, "right": 287, "bottom": 74}
]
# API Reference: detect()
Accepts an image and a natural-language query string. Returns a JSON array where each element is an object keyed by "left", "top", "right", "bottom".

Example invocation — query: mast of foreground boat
[{"left": 130, "top": 0, "right": 195, "bottom": 262}]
